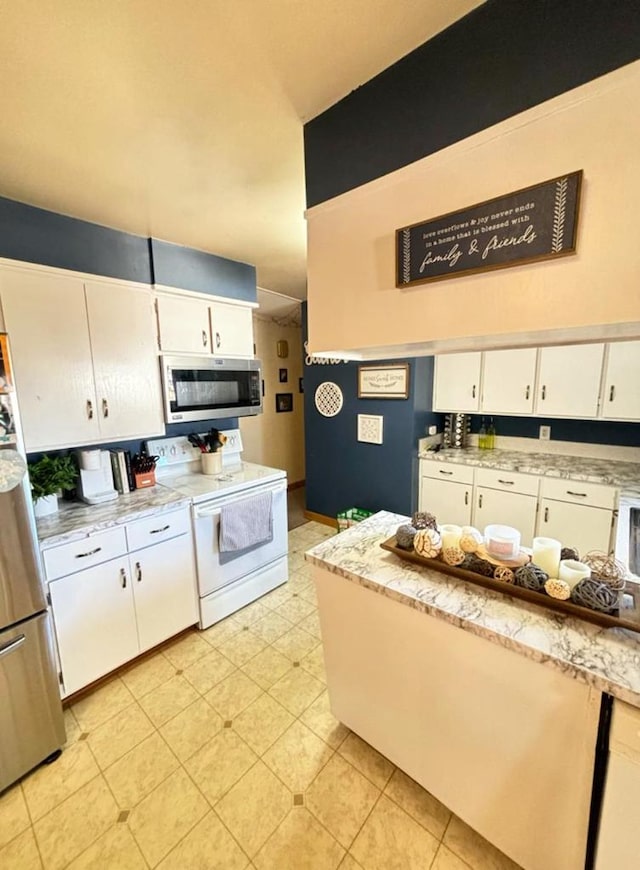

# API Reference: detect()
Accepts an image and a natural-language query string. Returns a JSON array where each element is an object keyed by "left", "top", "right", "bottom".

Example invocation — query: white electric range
[{"left": 147, "top": 430, "right": 288, "bottom": 628}]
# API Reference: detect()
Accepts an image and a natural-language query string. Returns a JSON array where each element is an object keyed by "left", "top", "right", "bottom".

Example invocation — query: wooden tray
[{"left": 380, "top": 537, "right": 640, "bottom": 634}]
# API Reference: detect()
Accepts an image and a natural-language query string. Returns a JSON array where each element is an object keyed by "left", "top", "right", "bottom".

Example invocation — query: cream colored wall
[
  {"left": 306, "top": 62, "right": 640, "bottom": 356},
  {"left": 240, "top": 316, "right": 305, "bottom": 483}
]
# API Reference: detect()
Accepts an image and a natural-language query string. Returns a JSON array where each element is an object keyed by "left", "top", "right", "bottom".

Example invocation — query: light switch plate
[
  {"left": 539, "top": 425, "right": 551, "bottom": 440},
  {"left": 357, "top": 414, "right": 383, "bottom": 444}
]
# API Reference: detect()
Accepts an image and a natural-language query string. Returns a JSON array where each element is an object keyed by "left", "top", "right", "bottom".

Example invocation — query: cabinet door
[
  {"left": 85, "top": 282, "right": 164, "bottom": 440},
  {"left": 210, "top": 302, "right": 254, "bottom": 357},
  {"left": 0, "top": 267, "right": 98, "bottom": 450},
  {"left": 601, "top": 341, "right": 640, "bottom": 420},
  {"left": 49, "top": 559, "right": 138, "bottom": 695},
  {"left": 131, "top": 533, "right": 198, "bottom": 652},
  {"left": 474, "top": 488, "right": 538, "bottom": 548},
  {"left": 433, "top": 353, "right": 481, "bottom": 412},
  {"left": 419, "top": 477, "right": 472, "bottom": 526},
  {"left": 535, "top": 344, "right": 605, "bottom": 418},
  {"left": 156, "top": 295, "right": 211, "bottom": 354},
  {"left": 538, "top": 499, "right": 614, "bottom": 556},
  {"left": 482, "top": 349, "right": 537, "bottom": 415}
]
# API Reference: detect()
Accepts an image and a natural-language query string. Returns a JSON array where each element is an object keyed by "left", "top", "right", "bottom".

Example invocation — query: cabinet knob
[
  {"left": 86, "top": 400, "right": 94, "bottom": 420},
  {"left": 102, "top": 398, "right": 109, "bottom": 418},
  {"left": 202, "top": 330, "right": 208, "bottom": 348},
  {"left": 609, "top": 385, "right": 616, "bottom": 402},
  {"left": 216, "top": 332, "right": 221, "bottom": 349}
]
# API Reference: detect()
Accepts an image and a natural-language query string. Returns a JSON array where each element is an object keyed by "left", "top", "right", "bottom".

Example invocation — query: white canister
[{"left": 201, "top": 453, "right": 223, "bottom": 475}]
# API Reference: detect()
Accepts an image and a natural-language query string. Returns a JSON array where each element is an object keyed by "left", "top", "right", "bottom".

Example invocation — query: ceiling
[{"left": 0, "top": 1, "right": 483, "bottom": 299}]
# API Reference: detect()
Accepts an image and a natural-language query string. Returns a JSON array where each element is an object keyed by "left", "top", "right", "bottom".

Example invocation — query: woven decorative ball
[
  {"left": 582, "top": 552, "right": 627, "bottom": 590},
  {"left": 571, "top": 577, "right": 620, "bottom": 613},
  {"left": 395, "top": 524, "right": 418, "bottom": 550},
  {"left": 461, "top": 554, "right": 494, "bottom": 577},
  {"left": 442, "top": 545, "right": 465, "bottom": 566},
  {"left": 494, "top": 565, "right": 515, "bottom": 583},
  {"left": 514, "top": 563, "right": 549, "bottom": 592},
  {"left": 414, "top": 528, "right": 442, "bottom": 559},
  {"left": 545, "top": 578, "right": 571, "bottom": 600},
  {"left": 561, "top": 546, "right": 580, "bottom": 562},
  {"left": 412, "top": 511, "right": 438, "bottom": 531},
  {"left": 459, "top": 526, "right": 483, "bottom": 553}
]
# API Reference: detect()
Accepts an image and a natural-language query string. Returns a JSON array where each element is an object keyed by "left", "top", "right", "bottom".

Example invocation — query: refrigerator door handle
[{"left": 0, "top": 634, "right": 26, "bottom": 659}]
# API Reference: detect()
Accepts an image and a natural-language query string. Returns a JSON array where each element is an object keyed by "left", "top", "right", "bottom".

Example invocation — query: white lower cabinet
[
  {"left": 419, "top": 477, "right": 472, "bottom": 526},
  {"left": 44, "top": 508, "right": 197, "bottom": 696},
  {"left": 474, "top": 488, "right": 538, "bottom": 548},
  {"left": 538, "top": 499, "right": 614, "bottom": 556}
]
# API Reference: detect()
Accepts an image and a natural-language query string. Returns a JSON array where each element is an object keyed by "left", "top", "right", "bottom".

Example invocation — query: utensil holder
[{"left": 202, "top": 453, "right": 222, "bottom": 475}]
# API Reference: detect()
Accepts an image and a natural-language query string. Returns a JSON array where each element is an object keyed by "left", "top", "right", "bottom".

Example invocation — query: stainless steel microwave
[{"left": 160, "top": 356, "right": 262, "bottom": 423}]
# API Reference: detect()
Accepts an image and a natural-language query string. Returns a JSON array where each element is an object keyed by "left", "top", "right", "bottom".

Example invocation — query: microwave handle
[{"left": 195, "top": 482, "right": 286, "bottom": 518}]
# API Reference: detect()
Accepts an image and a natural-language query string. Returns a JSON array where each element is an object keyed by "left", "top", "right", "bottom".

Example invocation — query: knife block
[{"left": 134, "top": 470, "right": 156, "bottom": 489}]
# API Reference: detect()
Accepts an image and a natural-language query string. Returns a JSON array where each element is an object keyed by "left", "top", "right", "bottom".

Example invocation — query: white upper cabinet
[
  {"left": 0, "top": 264, "right": 164, "bottom": 451},
  {"left": 482, "top": 349, "right": 537, "bottom": 415},
  {"left": 85, "top": 281, "right": 164, "bottom": 440},
  {"left": 0, "top": 267, "right": 99, "bottom": 449},
  {"left": 601, "top": 341, "right": 640, "bottom": 420},
  {"left": 156, "top": 294, "right": 211, "bottom": 354},
  {"left": 210, "top": 301, "right": 254, "bottom": 358},
  {"left": 433, "top": 352, "right": 481, "bottom": 412},
  {"left": 535, "top": 344, "right": 605, "bottom": 418}
]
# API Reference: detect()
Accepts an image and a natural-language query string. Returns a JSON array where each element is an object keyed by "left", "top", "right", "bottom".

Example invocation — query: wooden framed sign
[
  {"left": 358, "top": 363, "right": 409, "bottom": 399},
  {"left": 396, "top": 170, "right": 582, "bottom": 287}
]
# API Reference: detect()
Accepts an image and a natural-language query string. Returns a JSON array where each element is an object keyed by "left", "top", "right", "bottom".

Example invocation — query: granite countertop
[
  {"left": 305, "top": 511, "right": 640, "bottom": 708},
  {"left": 419, "top": 447, "right": 640, "bottom": 497},
  {"left": 36, "top": 485, "right": 191, "bottom": 548}
]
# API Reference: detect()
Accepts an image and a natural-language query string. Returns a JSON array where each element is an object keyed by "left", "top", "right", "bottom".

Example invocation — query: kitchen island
[{"left": 305, "top": 511, "right": 640, "bottom": 870}]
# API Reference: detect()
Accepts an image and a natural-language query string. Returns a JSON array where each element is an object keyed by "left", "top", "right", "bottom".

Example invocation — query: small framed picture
[
  {"left": 275, "top": 393, "right": 293, "bottom": 413},
  {"left": 279, "top": 368, "right": 288, "bottom": 383},
  {"left": 298, "top": 377, "right": 304, "bottom": 393}
]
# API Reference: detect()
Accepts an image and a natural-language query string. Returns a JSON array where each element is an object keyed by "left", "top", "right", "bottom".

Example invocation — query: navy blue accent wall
[
  {"left": 467, "top": 415, "right": 640, "bottom": 448},
  {"left": 304, "top": 0, "right": 640, "bottom": 206},
  {"left": 151, "top": 239, "right": 257, "bottom": 303},
  {"left": 303, "top": 304, "right": 438, "bottom": 519},
  {"left": 0, "top": 196, "right": 152, "bottom": 284}
]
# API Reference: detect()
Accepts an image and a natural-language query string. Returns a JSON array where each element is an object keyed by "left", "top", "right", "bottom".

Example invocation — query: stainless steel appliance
[
  {"left": 615, "top": 495, "right": 640, "bottom": 581},
  {"left": 149, "top": 429, "right": 288, "bottom": 628},
  {"left": 0, "top": 334, "right": 65, "bottom": 792},
  {"left": 76, "top": 449, "right": 118, "bottom": 505},
  {"left": 160, "top": 355, "right": 262, "bottom": 423}
]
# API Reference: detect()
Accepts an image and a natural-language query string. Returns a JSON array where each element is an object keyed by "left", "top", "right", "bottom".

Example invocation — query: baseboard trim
[
  {"left": 303, "top": 509, "right": 336, "bottom": 528},
  {"left": 287, "top": 479, "right": 305, "bottom": 491}
]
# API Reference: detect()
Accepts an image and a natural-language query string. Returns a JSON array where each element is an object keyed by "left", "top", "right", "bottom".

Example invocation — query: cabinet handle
[
  {"left": 75, "top": 547, "right": 102, "bottom": 559},
  {"left": 544, "top": 507, "right": 549, "bottom": 522},
  {"left": 464, "top": 491, "right": 469, "bottom": 505},
  {"left": 525, "top": 385, "right": 530, "bottom": 400},
  {"left": 102, "top": 398, "right": 109, "bottom": 418},
  {"left": 149, "top": 524, "right": 170, "bottom": 534},
  {"left": 86, "top": 399, "right": 94, "bottom": 420},
  {"left": 0, "top": 634, "right": 26, "bottom": 659},
  {"left": 202, "top": 330, "right": 208, "bottom": 348},
  {"left": 472, "top": 384, "right": 476, "bottom": 399},
  {"left": 215, "top": 332, "right": 221, "bottom": 349},
  {"left": 135, "top": 561, "right": 142, "bottom": 582},
  {"left": 478, "top": 494, "right": 483, "bottom": 508},
  {"left": 541, "top": 385, "right": 546, "bottom": 400},
  {"left": 609, "top": 385, "right": 615, "bottom": 402},
  {"left": 120, "top": 568, "right": 127, "bottom": 588},
  {"left": 498, "top": 479, "right": 515, "bottom": 486},
  {"left": 438, "top": 470, "right": 453, "bottom": 476},
  {"left": 566, "top": 490, "right": 588, "bottom": 498}
]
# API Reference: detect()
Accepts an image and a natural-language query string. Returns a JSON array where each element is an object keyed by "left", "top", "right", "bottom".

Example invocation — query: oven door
[
  {"left": 193, "top": 479, "right": 288, "bottom": 596},
  {"left": 161, "top": 355, "right": 262, "bottom": 423}
]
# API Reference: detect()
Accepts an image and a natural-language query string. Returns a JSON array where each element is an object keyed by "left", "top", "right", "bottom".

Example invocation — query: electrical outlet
[
  {"left": 428, "top": 425, "right": 437, "bottom": 436},
  {"left": 539, "top": 425, "right": 551, "bottom": 441}
]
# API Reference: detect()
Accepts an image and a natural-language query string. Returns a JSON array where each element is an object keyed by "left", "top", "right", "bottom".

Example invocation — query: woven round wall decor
[{"left": 314, "top": 382, "right": 344, "bottom": 417}]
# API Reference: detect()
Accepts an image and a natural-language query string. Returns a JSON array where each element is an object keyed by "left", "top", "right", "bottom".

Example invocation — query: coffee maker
[{"left": 76, "top": 450, "right": 118, "bottom": 505}]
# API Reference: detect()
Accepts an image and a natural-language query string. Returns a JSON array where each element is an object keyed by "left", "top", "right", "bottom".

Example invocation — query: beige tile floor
[{"left": 0, "top": 521, "right": 521, "bottom": 870}]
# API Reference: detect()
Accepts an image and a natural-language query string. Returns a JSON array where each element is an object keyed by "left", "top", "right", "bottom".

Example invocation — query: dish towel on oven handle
[{"left": 219, "top": 491, "right": 274, "bottom": 552}]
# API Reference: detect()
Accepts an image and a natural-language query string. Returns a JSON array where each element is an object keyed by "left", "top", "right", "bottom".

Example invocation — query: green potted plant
[{"left": 28, "top": 454, "right": 78, "bottom": 518}]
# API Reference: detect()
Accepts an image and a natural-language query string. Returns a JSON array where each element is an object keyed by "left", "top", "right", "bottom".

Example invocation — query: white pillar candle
[
  {"left": 558, "top": 559, "right": 591, "bottom": 589},
  {"left": 439, "top": 524, "right": 462, "bottom": 551},
  {"left": 532, "top": 537, "right": 562, "bottom": 578}
]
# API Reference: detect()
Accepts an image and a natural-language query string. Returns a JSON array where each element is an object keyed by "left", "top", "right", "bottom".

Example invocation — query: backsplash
[{"left": 463, "top": 414, "right": 640, "bottom": 448}]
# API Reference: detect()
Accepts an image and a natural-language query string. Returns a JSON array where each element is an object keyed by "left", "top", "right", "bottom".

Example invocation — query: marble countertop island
[
  {"left": 418, "top": 447, "right": 640, "bottom": 498},
  {"left": 36, "top": 485, "right": 191, "bottom": 548},
  {"left": 305, "top": 511, "right": 640, "bottom": 707}
]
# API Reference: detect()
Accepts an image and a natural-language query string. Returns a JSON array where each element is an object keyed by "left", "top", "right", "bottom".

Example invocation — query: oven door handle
[{"left": 194, "top": 482, "right": 287, "bottom": 518}]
